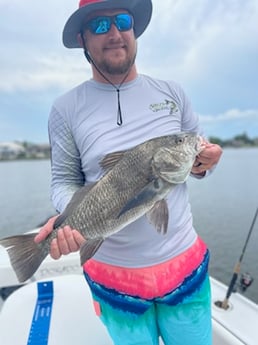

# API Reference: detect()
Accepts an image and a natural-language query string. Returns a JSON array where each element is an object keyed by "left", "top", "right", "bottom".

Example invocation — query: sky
[{"left": 0, "top": 0, "right": 257, "bottom": 143}]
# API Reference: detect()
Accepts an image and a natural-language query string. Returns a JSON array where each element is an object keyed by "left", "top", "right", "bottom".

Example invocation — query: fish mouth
[
  {"left": 159, "top": 166, "right": 192, "bottom": 184},
  {"left": 155, "top": 152, "right": 194, "bottom": 183}
]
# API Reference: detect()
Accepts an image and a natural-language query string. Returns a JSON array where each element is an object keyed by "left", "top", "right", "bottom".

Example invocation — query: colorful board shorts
[{"left": 83, "top": 237, "right": 211, "bottom": 345}]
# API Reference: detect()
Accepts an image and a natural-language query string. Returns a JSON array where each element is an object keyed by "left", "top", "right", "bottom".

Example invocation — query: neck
[{"left": 92, "top": 64, "right": 138, "bottom": 85}]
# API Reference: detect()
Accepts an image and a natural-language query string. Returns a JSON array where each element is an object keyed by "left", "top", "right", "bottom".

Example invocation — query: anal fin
[{"left": 80, "top": 238, "right": 104, "bottom": 265}]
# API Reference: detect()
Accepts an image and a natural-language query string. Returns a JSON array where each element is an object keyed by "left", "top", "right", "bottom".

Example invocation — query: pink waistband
[{"left": 83, "top": 237, "right": 208, "bottom": 299}]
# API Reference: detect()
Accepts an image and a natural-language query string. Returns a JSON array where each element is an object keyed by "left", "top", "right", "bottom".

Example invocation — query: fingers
[
  {"left": 50, "top": 238, "right": 62, "bottom": 260},
  {"left": 50, "top": 227, "right": 86, "bottom": 260},
  {"left": 200, "top": 144, "right": 222, "bottom": 167},
  {"left": 192, "top": 143, "right": 222, "bottom": 174},
  {"left": 72, "top": 230, "right": 87, "bottom": 247},
  {"left": 191, "top": 160, "right": 206, "bottom": 175},
  {"left": 50, "top": 228, "right": 75, "bottom": 260},
  {"left": 34, "top": 215, "right": 59, "bottom": 243},
  {"left": 34, "top": 215, "right": 86, "bottom": 260}
]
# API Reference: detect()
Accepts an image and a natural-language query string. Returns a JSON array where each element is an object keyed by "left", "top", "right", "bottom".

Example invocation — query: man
[{"left": 35, "top": 0, "right": 222, "bottom": 344}]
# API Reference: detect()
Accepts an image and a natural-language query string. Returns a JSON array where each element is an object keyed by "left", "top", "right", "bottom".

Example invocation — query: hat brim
[{"left": 63, "top": 0, "right": 152, "bottom": 48}]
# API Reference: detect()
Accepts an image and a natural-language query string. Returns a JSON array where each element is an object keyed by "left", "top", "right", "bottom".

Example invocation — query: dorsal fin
[{"left": 100, "top": 151, "right": 126, "bottom": 172}]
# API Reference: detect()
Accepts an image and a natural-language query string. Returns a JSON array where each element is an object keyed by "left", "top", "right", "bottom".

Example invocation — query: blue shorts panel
[{"left": 90, "top": 275, "right": 211, "bottom": 345}]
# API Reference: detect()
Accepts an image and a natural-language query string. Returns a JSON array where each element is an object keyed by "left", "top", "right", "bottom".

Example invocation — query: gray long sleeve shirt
[{"left": 48, "top": 74, "right": 205, "bottom": 267}]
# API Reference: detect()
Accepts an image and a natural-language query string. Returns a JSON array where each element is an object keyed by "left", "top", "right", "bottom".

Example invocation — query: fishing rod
[{"left": 216, "top": 206, "right": 258, "bottom": 310}]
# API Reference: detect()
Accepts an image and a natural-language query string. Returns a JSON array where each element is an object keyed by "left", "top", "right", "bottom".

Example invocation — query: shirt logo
[{"left": 149, "top": 99, "right": 179, "bottom": 115}]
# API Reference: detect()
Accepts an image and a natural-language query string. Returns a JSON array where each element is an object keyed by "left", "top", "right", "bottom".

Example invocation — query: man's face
[{"left": 82, "top": 9, "right": 137, "bottom": 75}]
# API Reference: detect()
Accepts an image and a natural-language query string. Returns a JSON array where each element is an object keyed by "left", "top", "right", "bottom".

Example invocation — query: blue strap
[{"left": 27, "top": 281, "right": 54, "bottom": 345}]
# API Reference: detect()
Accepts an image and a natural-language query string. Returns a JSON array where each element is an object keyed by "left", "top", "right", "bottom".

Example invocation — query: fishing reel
[
  {"left": 214, "top": 272, "right": 254, "bottom": 310},
  {"left": 239, "top": 272, "right": 254, "bottom": 292}
]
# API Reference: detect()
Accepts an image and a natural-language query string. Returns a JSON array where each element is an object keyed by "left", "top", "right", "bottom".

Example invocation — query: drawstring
[
  {"left": 81, "top": 32, "right": 129, "bottom": 126},
  {"left": 86, "top": 67, "right": 128, "bottom": 126},
  {"left": 116, "top": 89, "right": 122, "bottom": 126}
]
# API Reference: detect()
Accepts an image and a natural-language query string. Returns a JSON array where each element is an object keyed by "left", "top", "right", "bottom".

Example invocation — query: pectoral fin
[
  {"left": 146, "top": 199, "right": 169, "bottom": 234},
  {"left": 80, "top": 238, "right": 104, "bottom": 265},
  {"left": 118, "top": 178, "right": 163, "bottom": 217}
]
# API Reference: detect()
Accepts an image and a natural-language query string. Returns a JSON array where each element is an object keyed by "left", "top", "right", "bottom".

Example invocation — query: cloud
[
  {"left": 199, "top": 108, "right": 258, "bottom": 139},
  {"left": 200, "top": 108, "right": 258, "bottom": 123},
  {"left": 2, "top": 0, "right": 258, "bottom": 97},
  {"left": 140, "top": 0, "right": 258, "bottom": 79},
  {"left": 0, "top": 0, "right": 89, "bottom": 93},
  {"left": 0, "top": 53, "right": 90, "bottom": 93},
  {"left": 141, "top": 0, "right": 258, "bottom": 116},
  {"left": 0, "top": 0, "right": 257, "bottom": 141}
]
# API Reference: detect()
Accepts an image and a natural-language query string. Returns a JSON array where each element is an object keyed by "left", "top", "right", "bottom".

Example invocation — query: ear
[{"left": 77, "top": 33, "right": 84, "bottom": 48}]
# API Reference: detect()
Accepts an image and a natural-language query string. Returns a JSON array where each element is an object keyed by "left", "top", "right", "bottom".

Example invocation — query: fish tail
[{"left": 0, "top": 233, "right": 48, "bottom": 283}]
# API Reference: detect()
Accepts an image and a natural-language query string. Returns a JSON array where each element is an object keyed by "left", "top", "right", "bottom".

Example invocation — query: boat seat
[{"left": 0, "top": 275, "right": 113, "bottom": 345}]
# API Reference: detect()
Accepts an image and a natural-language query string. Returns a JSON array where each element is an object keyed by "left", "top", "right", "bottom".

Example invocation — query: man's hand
[
  {"left": 34, "top": 215, "right": 86, "bottom": 260},
  {"left": 192, "top": 142, "right": 222, "bottom": 175}
]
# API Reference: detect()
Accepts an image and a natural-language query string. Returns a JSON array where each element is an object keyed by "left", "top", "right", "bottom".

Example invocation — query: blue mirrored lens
[
  {"left": 115, "top": 14, "right": 133, "bottom": 32},
  {"left": 89, "top": 17, "right": 111, "bottom": 34},
  {"left": 86, "top": 14, "right": 133, "bottom": 35}
]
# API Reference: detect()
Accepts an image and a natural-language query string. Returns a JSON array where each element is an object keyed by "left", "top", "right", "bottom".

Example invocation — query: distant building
[
  {"left": 0, "top": 142, "right": 25, "bottom": 160},
  {"left": 0, "top": 142, "right": 50, "bottom": 160},
  {"left": 25, "top": 143, "right": 50, "bottom": 159}
]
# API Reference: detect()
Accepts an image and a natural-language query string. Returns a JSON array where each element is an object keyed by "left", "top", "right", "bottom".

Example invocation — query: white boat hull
[{"left": 0, "top": 234, "right": 257, "bottom": 345}]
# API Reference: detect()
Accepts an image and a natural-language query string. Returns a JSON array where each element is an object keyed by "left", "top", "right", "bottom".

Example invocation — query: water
[
  {"left": 0, "top": 149, "right": 258, "bottom": 303},
  {"left": 0, "top": 160, "right": 56, "bottom": 233},
  {"left": 188, "top": 148, "right": 258, "bottom": 304}
]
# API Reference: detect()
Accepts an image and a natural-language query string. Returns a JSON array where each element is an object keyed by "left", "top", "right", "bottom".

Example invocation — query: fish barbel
[{"left": 0, "top": 132, "right": 204, "bottom": 282}]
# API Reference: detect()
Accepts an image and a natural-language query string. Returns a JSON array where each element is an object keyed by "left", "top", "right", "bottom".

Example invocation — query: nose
[{"left": 108, "top": 23, "right": 122, "bottom": 38}]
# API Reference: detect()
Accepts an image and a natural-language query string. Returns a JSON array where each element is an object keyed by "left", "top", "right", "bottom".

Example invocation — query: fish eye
[{"left": 176, "top": 137, "right": 184, "bottom": 144}]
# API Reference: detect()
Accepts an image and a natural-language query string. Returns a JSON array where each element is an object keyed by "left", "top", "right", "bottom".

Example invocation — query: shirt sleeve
[
  {"left": 171, "top": 83, "right": 201, "bottom": 134},
  {"left": 172, "top": 83, "right": 215, "bottom": 178},
  {"left": 48, "top": 105, "right": 85, "bottom": 213}
]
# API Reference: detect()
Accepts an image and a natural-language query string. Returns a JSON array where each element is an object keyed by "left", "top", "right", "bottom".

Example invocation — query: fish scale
[{"left": 0, "top": 132, "right": 203, "bottom": 282}]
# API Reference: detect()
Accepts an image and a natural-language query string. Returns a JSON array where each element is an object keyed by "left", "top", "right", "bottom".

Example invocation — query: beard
[
  {"left": 91, "top": 42, "right": 137, "bottom": 76},
  {"left": 98, "top": 52, "right": 136, "bottom": 75}
]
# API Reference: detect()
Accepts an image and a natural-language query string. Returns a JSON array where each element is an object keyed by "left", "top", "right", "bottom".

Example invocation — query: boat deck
[
  {"left": 211, "top": 278, "right": 258, "bottom": 344},
  {"left": 0, "top": 247, "right": 258, "bottom": 344}
]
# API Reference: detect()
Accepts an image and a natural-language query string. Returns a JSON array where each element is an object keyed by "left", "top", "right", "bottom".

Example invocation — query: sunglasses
[{"left": 84, "top": 13, "right": 134, "bottom": 35}]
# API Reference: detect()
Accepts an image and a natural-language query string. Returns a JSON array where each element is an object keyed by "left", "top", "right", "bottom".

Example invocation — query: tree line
[{"left": 209, "top": 133, "right": 258, "bottom": 147}]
